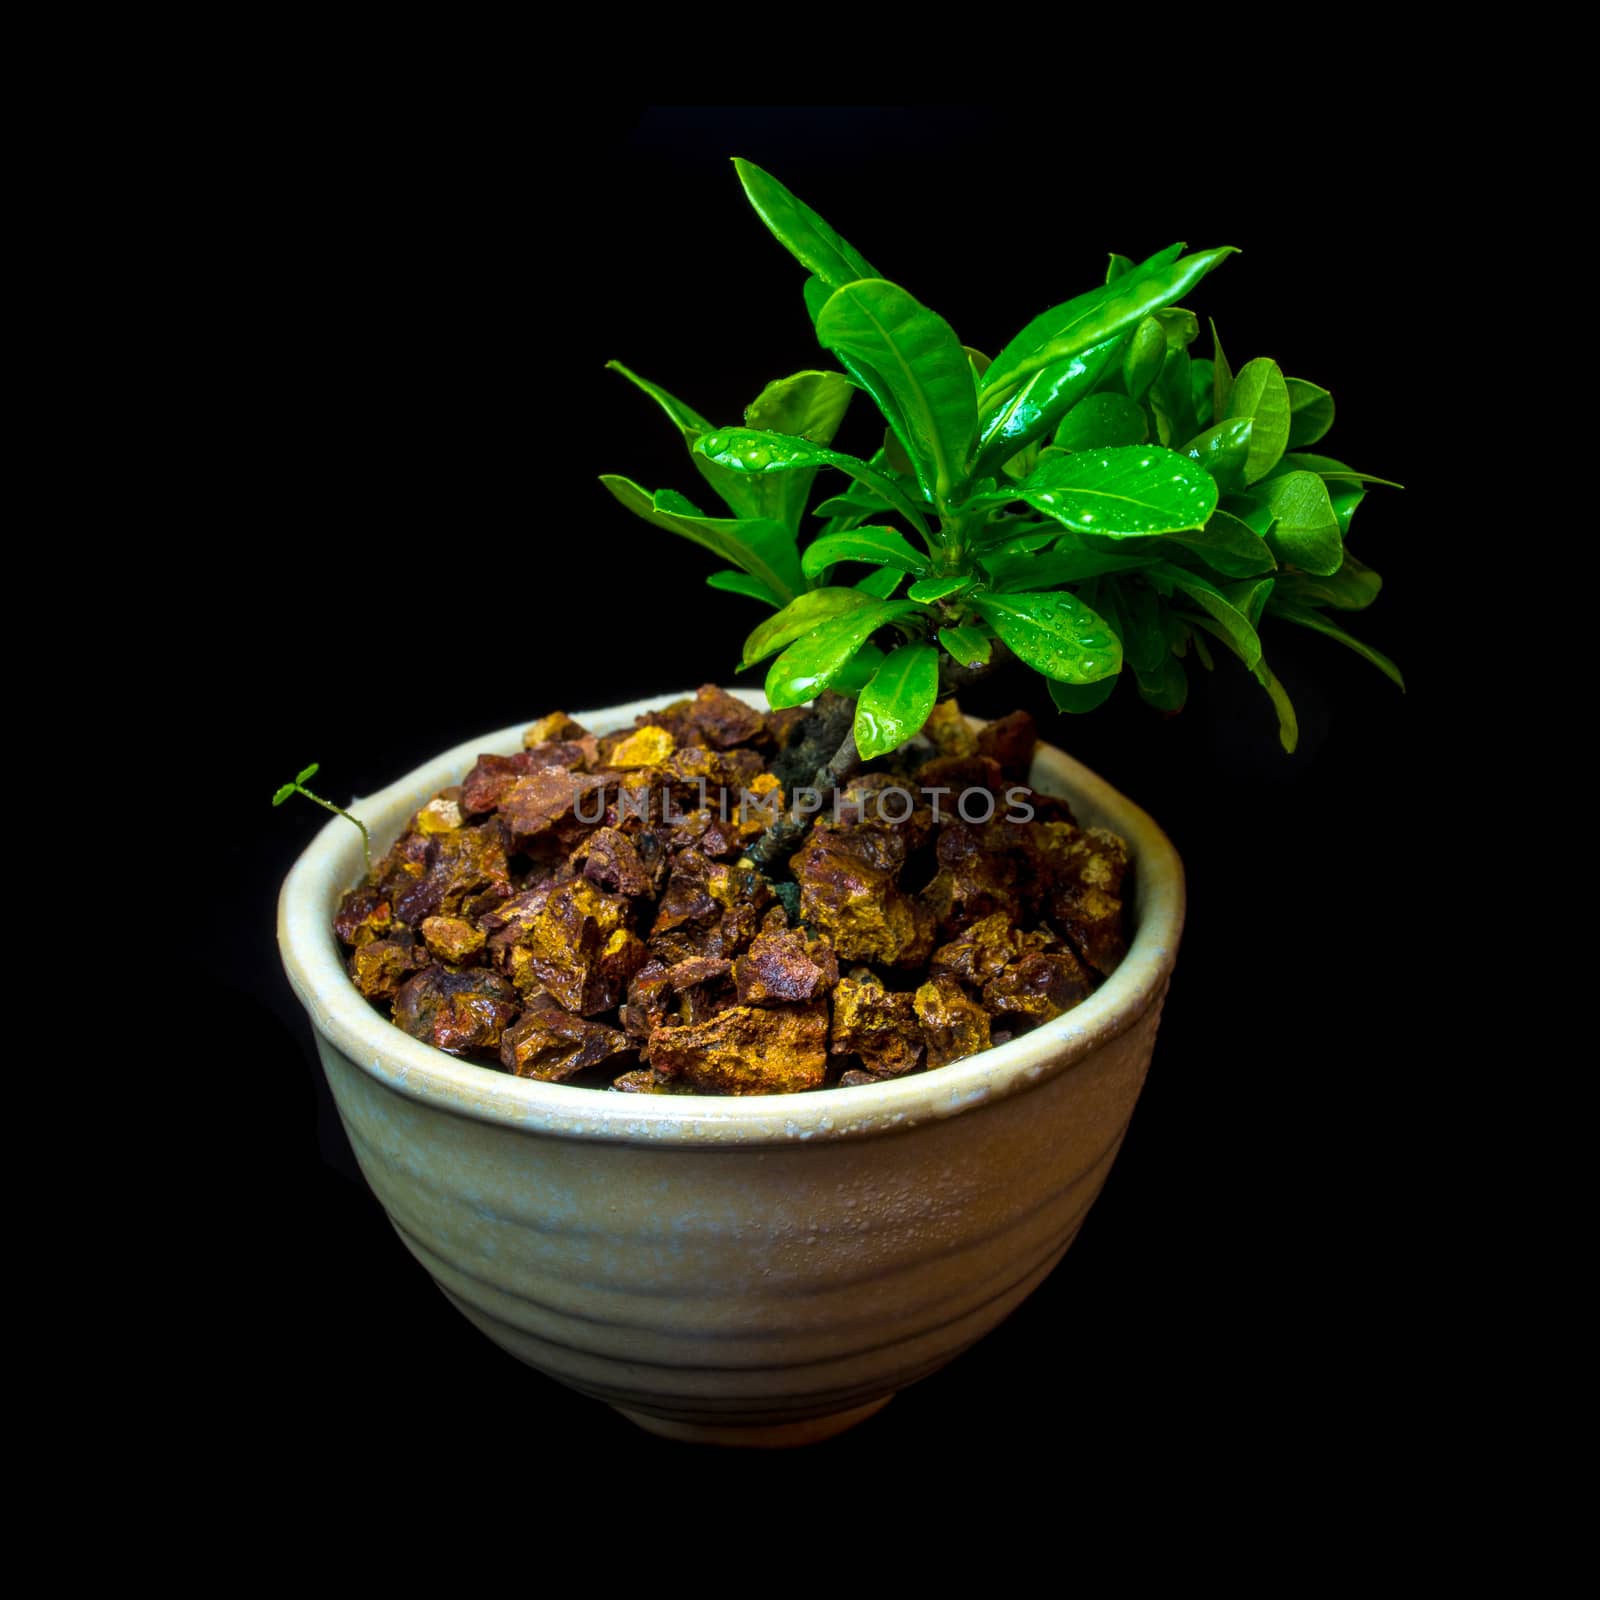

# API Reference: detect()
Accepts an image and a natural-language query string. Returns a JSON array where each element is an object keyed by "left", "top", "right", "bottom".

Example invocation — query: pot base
[{"left": 612, "top": 1395, "right": 894, "bottom": 1449}]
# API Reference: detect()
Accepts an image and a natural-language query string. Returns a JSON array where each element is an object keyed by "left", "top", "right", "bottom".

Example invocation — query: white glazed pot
[{"left": 277, "top": 689, "right": 1184, "bottom": 1447}]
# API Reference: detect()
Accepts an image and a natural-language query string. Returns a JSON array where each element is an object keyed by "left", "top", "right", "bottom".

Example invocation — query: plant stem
[
  {"left": 297, "top": 785, "right": 373, "bottom": 877},
  {"left": 747, "top": 644, "right": 1015, "bottom": 874}
]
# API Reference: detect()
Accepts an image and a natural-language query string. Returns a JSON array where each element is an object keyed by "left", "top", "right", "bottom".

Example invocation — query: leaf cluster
[{"left": 604, "top": 161, "right": 1399, "bottom": 757}]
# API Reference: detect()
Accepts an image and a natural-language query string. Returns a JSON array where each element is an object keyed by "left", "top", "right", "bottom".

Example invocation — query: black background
[{"left": 197, "top": 105, "right": 1445, "bottom": 1478}]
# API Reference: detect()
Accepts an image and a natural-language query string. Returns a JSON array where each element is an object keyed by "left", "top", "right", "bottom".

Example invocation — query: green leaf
[
  {"left": 1210, "top": 319, "right": 1233, "bottom": 424},
  {"left": 1147, "top": 349, "right": 1197, "bottom": 449},
  {"left": 601, "top": 475, "right": 804, "bottom": 605},
  {"left": 296, "top": 764, "right": 320, "bottom": 784},
  {"left": 1256, "top": 470, "right": 1344, "bottom": 575},
  {"left": 983, "top": 244, "right": 1236, "bottom": 401},
  {"left": 707, "top": 570, "right": 778, "bottom": 605},
  {"left": 1223, "top": 577, "right": 1275, "bottom": 628},
  {"left": 985, "top": 546, "right": 1155, "bottom": 589},
  {"left": 1226, "top": 357, "right": 1291, "bottom": 483},
  {"left": 1270, "top": 603, "right": 1404, "bottom": 689},
  {"left": 982, "top": 528, "right": 1059, "bottom": 557},
  {"left": 1328, "top": 480, "right": 1366, "bottom": 538},
  {"left": 938, "top": 625, "right": 991, "bottom": 667},
  {"left": 1134, "top": 653, "right": 1188, "bottom": 712},
  {"left": 1053, "top": 393, "right": 1147, "bottom": 452},
  {"left": 803, "top": 527, "right": 928, "bottom": 580},
  {"left": 1190, "top": 358, "right": 1215, "bottom": 431},
  {"left": 1049, "top": 676, "right": 1117, "bottom": 713},
  {"left": 733, "top": 158, "right": 879, "bottom": 292},
  {"left": 605, "top": 361, "right": 713, "bottom": 437},
  {"left": 1122, "top": 316, "right": 1168, "bottom": 401},
  {"left": 1252, "top": 655, "right": 1299, "bottom": 753},
  {"left": 1271, "top": 452, "right": 1403, "bottom": 489},
  {"left": 1017, "top": 446, "right": 1218, "bottom": 538},
  {"left": 973, "top": 591, "right": 1122, "bottom": 683},
  {"left": 831, "top": 641, "right": 885, "bottom": 695},
  {"left": 1161, "top": 565, "right": 1262, "bottom": 668},
  {"left": 974, "top": 335, "right": 1125, "bottom": 477},
  {"left": 607, "top": 361, "right": 759, "bottom": 521},
  {"left": 1107, "top": 583, "right": 1168, "bottom": 674},
  {"left": 855, "top": 567, "right": 905, "bottom": 599},
  {"left": 1285, "top": 378, "right": 1335, "bottom": 448},
  {"left": 272, "top": 783, "right": 296, "bottom": 806},
  {"left": 909, "top": 574, "right": 973, "bottom": 603},
  {"left": 854, "top": 643, "right": 940, "bottom": 759},
  {"left": 764, "top": 601, "right": 915, "bottom": 709},
  {"left": 1182, "top": 416, "right": 1254, "bottom": 494},
  {"left": 738, "top": 370, "right": 857, "bottom": 531},
  {"left": 1154, "top": 307, "right": 1200, "bottom": 350},
  {"left": 815, "top": 279, "right": 977, "bottom": 509},
  {"left": 740, "top": 586, "right": 879, "bottom": 669},
  {"left": 697, "top": 428, "right": 932, "bottom": 542},
  {"left": 1274, "top": 551, "right": 1381, "bottom": 611}
]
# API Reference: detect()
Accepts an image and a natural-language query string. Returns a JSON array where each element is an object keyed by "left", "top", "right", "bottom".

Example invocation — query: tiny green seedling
[
  {"left": 272, "top": 763, "right": 372, "bottom": 876},
  {"left": 604, "top": 158, "right": 1401, "bottom": 765}
]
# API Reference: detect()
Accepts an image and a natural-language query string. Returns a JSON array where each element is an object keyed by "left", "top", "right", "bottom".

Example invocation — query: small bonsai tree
[{"left": 603, "top": 158, "right": 1399, "bottom": 840}]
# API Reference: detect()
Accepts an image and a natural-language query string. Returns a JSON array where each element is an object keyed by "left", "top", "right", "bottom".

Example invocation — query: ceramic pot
[{"left": 278, "top": 689, "right": 1184, "bottom": 1447}]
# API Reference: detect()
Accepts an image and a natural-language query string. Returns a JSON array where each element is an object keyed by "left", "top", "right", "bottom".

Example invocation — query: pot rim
[{"left": 278, "top": 689, "right": 1184, "bottom": 1147}]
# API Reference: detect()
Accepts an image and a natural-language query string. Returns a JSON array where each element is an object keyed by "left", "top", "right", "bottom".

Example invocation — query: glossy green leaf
[
  {"left": 1252, "top": 655, "right": 1299, "bottom": 753},
  {"left": 601, "top": 476, "right": 804, "bottom": 605},
  {"left": 973, "top": 591, "right": 1122, "bottom": 683},
  {"left": 986, "top": 546, "right": 1154, "bottom": 589},
  {"left": 1049, "top": 675, "right": 1117, "bottom": 712},
  {"left": 272, "top": 783, "right": 295, "bottom": 806},
  {"left": 855, "top": 567, "right": 905, "bottom": 599},
  {"left": 737, "top": 369, "right": 856, "bottom": 530},
  {"left": 802, "top": 527, "right": 927, "bottom": 580},
  {"left": 1256, "top": 471, "right": 1343, "bottom": 575},
  {"left": 1161, "top": 565, "right": 1262, "bottom": 668},
  {"left": 1190, "top": 358, "right": 1215, "bottom": 431},
  {"left": 1017, "top": 446, "right": 1218, "bottom": 538},
  {"left": 831, "top": 641, "right": 885, "bottom": 696},
  {"left": 1271, "top": 603, "right": 1404, "bottom": 689},
  {"left": 606, "top": 361, "right": 714, "bottom": 438},
  {"left": 606, "top": 361, "right": 762, "bottom": 520},
  {"left": 707, "top": 570, "right": 779, "bottom": 605},
  {"left": 854, "top": 643, "right": 940, "bottom": 759},
  {"left": 740, "top": 586, "right": 879, "bottom": 668},
  {"left": 1183, "top": 417, "right": 1254, "bottom": 494},
  {"left": 1272, "top": 452, "right": 1403, "bottom": 489},
  {"left": 815, "top": 279, "right": 977, "bottom": 509},
  {"left": 975, "top": 336, "right": 1125, "bottom": 477},
  {"left": 1210, "top": 319, "right": 1233, "bottom": 425},
  {"left": 1148, "top": 349, "right": 1197, "bottom": 450},
  {"left": 1328, "top": 481, "right": 1366, "bottom": 538},
  {"left": 733, "top": 158, "right": 878, "bottom": 292},
  {"left": 938, "top": 625, "right": 991, "bottom": 667},
  {"left": 1223, "top": 576, "right": 1275, "bottom": 628},
  {"left": 1053, "top": 392, "right": 1147, "bottom": 452},
  {"left": 696, "top": 427, "right": 931, "bottom": 541},
  {"left": 1285, "top": 378, "right": 1335, "bottom": 448},
  {"left": 983, "top": 528, "right": 1059, "bottom": 557},
  {"left": 1135, "top": 654, "right": 1188, "bottom": 712},
  {"left": 1274, "top": 551, "right": 1381, "bottom": 610},
  {"left": 764, "top": 601, "right": 915, "bottom": 709},
  {"left": 984, "top": 243, "right": 1235, "bottom": 400},
  {"left": 1226, "top": 358, "right": 1291, "bottom": 483},
  {"left": 1109, "top": 583, "right": 1168, "bottom": 674},
  {"left": 909, "top": 574, "right": 973, "bottom": 603},
  {"left": 1154, "top": 307, "right": 1200, "bottom": 350},
  {"left": 1122, "top": 317, "right": 1168, "bottom": 401},
  {"left": 296, "top": 764, "right": 319, "bottom": 784}
]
